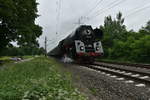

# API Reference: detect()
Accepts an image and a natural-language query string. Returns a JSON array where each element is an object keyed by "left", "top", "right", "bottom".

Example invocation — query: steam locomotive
[{"left": 48, "top": 25, "right": 103, "bottom": 63}]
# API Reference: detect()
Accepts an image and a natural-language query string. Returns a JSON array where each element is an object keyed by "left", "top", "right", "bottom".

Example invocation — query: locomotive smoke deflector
[{"left": 94, "top": 28, "right": 103, "bottom": 41}]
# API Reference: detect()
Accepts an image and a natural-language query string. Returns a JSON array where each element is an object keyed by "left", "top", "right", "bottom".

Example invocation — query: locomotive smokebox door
[{"left": 75, "top": 40, "right": 85, "bottom": 53}]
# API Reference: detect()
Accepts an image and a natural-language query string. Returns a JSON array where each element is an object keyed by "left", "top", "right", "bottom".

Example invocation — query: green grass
[
  {"left": 22, "top": 55, "right": 34, "bottom": 59},
  {"left": 0, "top": 56, "right": 11, "bottom": 61},
  {"left": 90, "top": 88, "right": 97, "bottom": 95},
  {"left": 0, "top": 56, "right": 13, "bottom": 64},
  {"left": 0, "top": 57, "right": 86, "bottom": 100},
  {"left": 0, "top": 56, "right": 34, "bottom": 65}
]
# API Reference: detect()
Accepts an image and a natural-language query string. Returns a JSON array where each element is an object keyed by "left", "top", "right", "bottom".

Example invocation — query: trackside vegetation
[
  {"left": 100, "top": 12, "right": 150, "bottom": 63},
  {"left": 0, "top": 57, "right": 86, "bottom": 100}
]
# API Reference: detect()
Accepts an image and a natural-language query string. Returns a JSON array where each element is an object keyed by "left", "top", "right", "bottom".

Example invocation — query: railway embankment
[
  {"left": 63, "top": 63, "right": 150, "bottom": 100},
  {"left": 0, "top": 56, "right": 86, "bottom": 100}
]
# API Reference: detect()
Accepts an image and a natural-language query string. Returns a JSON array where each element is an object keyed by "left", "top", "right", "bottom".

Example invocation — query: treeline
[
  {"left": 0, "top": 46, "right": 45, "bottom": 56},
  {"left": 0, "top": 0, "right": 43, "bottom": 56},
  {"left": 100, "top": 12, "right": 150, "bottom": 63}
]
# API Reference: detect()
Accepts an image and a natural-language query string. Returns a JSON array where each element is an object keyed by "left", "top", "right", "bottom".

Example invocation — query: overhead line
[
  {"left": 48, "top": 24, "right": 77, "bottom": 47},
  {"left": 86, "top": 0, "right": 127, "bottom": 22},
  {"left": 89, "top": 0, "right": 122, "bottom": 17},
  {"left": 56, "top": 0, "right": 62, "bottom": 34},
  {"left": 125, "top": 4, "right": 150, "bottom": 18},
  {"left": 85, "top": 0, "right": 103, "bottom": 17}
]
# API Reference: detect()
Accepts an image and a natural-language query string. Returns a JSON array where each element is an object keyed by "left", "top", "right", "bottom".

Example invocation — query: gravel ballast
[{"left": 61, "top": 63, "right": 150, "bottom": 100}]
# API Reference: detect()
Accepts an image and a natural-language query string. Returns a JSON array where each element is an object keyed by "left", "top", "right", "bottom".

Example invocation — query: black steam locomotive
[{"left": 48, "top": 25, "right": 103, "bottom": 63}]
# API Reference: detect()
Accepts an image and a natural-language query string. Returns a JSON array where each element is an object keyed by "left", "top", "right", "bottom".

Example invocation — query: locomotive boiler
[{"left": 48, "top": 25, "right": 104, "bottom": 63}]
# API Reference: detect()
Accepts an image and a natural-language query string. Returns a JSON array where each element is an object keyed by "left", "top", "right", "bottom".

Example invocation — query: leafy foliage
[
  {"left": 100, "top": 12, "right": 150, "bottom": 63},
  {"left": 0, "top": 0, "right": 42, "bottom": 52},
  {"left": 139, "top": 20, "right": 150, "bottom": 35}
]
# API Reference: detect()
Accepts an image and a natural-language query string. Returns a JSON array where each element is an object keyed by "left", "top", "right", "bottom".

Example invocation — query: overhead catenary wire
[
  {"left": 79, "top": 0, "right": 104, "bottom": 25},
  {"left": 47, "top": 24, "right": 78, "bottom": 49},
  {"left": 124, "top": 4, "right": 150, "bottom": 30},
  {"left": 86, "top": 0, "right": 127, "bottom": 22},
  {"left": 49, "top": 0, "right": 150, "bottom": 49},
  {"left": 85, "top": 1, "right": 150, "bottom": 30},
  {"left": 87, "top": 0, "right": 121, "bottom": 17},
  {"left": 85, "top": 0, "right": 103, "bottom": 17},
  {"left": 92, "top": 0, "right": 119, "bottom": 14},
  {"left": 125, "top": 4, "right": 150, "bottom": 18},
  {"left": 48, "top": 0, "right": 108, "bottom": 51},
  {"left": 55, "top": 0, "right": 124, "bottom": 35},
  {"left": 46, "top": 0, "right": 63, "bottom": 51},
  {"left": 56, "top": 0, "right": 62, "bottom": 34},
  {"left": 55, "top": 24, "right": 78, "bottom": 41},
  {"left": 53, "top": 0, "right": 149, "bottom": 42},
  {"left": 47, "top": 0, "right": 150, "bottom": 51}
]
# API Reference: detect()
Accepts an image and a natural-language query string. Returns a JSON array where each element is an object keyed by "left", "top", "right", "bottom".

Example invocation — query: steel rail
[
  {"left": 96, "top": 61, "right": 150, "bottom": 69},
  {"left": 85, "top": 65, "right": 150, "bottom": 86},
  {"left": 93, "top": 63, "right": 150, "bottom": 76}
]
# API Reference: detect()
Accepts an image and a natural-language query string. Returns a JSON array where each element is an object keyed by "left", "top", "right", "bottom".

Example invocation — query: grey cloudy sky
[{"left": 35, "top": 0, "right": 150, "bottom": 51}]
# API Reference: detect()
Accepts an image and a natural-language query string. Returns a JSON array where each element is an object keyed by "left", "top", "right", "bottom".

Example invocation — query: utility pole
[
  {"left": 74, "top": 16, "right": 84, "bottom": 26},
  {"left": 44, "top": 36, "right": 47, "bottom": 56}
]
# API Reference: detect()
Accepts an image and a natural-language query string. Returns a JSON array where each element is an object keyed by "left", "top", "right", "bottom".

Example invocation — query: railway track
[
  {"left": 97, "top": 61, "right": 150, "bottom": 69},
  {"left": 93, "top": 63, "right": 150, "bottom": 76},
  {"left": 84, "top": 63, "right": 150, "bottom": 86}
]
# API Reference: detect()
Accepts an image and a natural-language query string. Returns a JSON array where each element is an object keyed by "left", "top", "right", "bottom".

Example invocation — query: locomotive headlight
[
  {"left": 96, "top": 47, "right": 100, "bottom": 51},
  {"left": 80, "top": 46, "right": 84, "bottom": 51}
]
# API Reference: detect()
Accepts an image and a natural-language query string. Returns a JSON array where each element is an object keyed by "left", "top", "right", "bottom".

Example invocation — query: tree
[
  {"left": 98, "top": 12, "right": 150, "bottom": 63},
  {"left": 0, "top": 0, "right": 42, "bottom": 53},
  {"left": 139, "top": 20, "right": 150, "bottom": 35},
  {"left": 131, "top": 35, "right": 150, "bottom": 63},
  {"left": 0, "top": 0, "right": 17, "bottom": 51},
  {"left": 100, "top": 12, "right": 127, "bottom": 57},
  {"left": 101, "top": 12, "right": 127, "bottom": 46}
]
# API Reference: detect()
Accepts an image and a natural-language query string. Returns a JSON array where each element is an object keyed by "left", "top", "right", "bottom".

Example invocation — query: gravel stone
[{"left": 61, "top": 63, "right": 150, "bottom": 100}]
